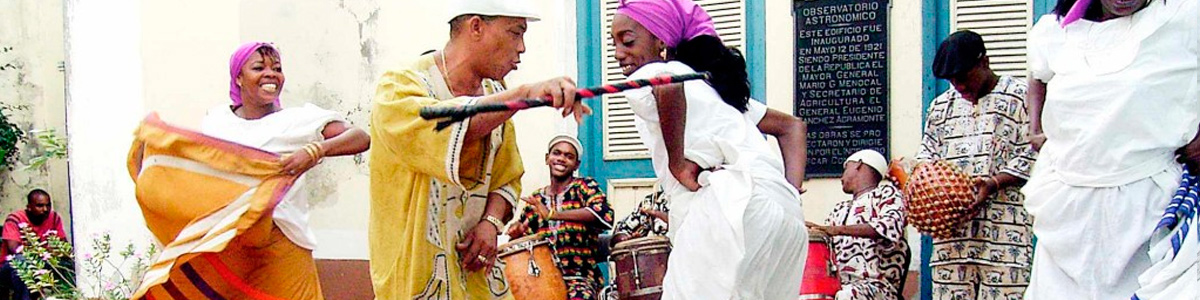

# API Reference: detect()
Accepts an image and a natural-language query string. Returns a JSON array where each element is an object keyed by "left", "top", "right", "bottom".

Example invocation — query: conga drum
[
  {"left": 498, "top": 235, "right": 566, "bottom": 300},
  {"left": 610, "top": 236, "right": 671, "bottom": 300},
  {"left": 799, "top": 230, "right": 839, "bottom": 300}
]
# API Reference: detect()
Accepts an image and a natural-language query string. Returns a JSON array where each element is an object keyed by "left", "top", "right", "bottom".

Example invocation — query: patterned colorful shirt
[
  {"left": 516, "top": 177, "right": 614, "bottom": 289},
  {"left": 825, "top": 183, "right": 909, "bottom": 300},
  {"left": 917, "top": 75, "right": 1037, "bottom": 268},
  {"left": 613, "top": 186, "right": 668, "bottom": 239}
]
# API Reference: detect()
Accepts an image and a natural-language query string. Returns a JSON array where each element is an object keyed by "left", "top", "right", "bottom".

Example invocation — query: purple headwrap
[
  {"left": 229, "top": 42, "right": 280, "bottom": 106},
  {"left": 1060, "top": 0, "right": 1093, "bottom": 27},
  {"left": 616, "top": 0, "right": 718, "bottom": 48}
]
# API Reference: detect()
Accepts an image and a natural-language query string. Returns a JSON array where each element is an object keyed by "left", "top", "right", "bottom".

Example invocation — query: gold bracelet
[
  {"left": 546, "top": 209, "right": 556, "bottom": 220},
  {"left": 483, "top": 215, "right": 504, "bottom": 231},
  {"left": 302, "top": 144, "right": 317, "bottom": 159},
  {"left": 300, "top": 145, "right": 314, "bottom": 159},
  {"left": 310, "top": 142, "right": 325, "bottom": 157}
]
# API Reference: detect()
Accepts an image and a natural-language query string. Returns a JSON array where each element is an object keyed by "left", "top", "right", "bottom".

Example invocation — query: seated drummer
[
  {"left": 610, "top": 185, "right": 667, "bottom": 245},
  {"left": 807, "top": 149, "right": 910, "bottom": 300},
  {"left": 507, "top": 134, "right": 614, "bottom": 300}
]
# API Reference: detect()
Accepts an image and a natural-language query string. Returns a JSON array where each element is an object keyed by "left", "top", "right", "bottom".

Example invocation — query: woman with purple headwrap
[
  {"left": 610, "top": 1, "right": 808, "bottom": 299},
  {"left": 1022, "top": 0, "right": 1199, "bottom": 299},
  {"left": 204, "top": 43, "right": 369, "bottom": 177},
  {"left": 194, "top": 42, "right": 369, "bottom": 298}
]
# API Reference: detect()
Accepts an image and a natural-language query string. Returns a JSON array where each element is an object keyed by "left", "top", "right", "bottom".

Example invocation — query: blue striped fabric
[{"left": 1132, "top": 167, "right": 1198, "bottom": 300}]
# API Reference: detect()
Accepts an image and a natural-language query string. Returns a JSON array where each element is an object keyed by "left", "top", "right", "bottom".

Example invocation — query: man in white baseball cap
[
  {"left": 445, "top": 0, "right": 541, "bottom": 22},
  {"left": 367, "top": 0, "right": 592, "bottom": 299},
  {"left": 807, "top": 149, "right": 911, "bottom": 300}
]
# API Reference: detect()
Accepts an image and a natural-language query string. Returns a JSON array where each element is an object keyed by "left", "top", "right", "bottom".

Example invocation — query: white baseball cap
[
  {"left": 844, "top": 149, "right": 888, "bottom": 178},
  {"left": 446, "top": 0, "right": 541, "bottom": 22}
]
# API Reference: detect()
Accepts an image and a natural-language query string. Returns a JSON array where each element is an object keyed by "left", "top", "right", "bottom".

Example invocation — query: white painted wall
[
  {"left": 66, "top": 0, "right": 579, "bottom": 271},
  {"left": 65, "top": 0, "right": 152, "bottom": 292},
  {"left": 0, "top": 0, "right": 70, "bottom": 231}
]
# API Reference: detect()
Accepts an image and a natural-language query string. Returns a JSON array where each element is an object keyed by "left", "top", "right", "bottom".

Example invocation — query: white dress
[
  {"left": 621, "top": 61, "right": 807, "bottom": 300},
  {"left": 1023, "top": 0, "right": 1200, "bottom": 298},
  {"left": 200, "top": 103, "right": 343, "bottom": 250}
]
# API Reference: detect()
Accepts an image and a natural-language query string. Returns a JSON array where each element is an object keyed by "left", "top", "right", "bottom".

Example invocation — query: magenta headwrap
[
  {"left": 1060, "top": 0, "right": 1092, "bottom": 27},
  {"left": 616, "top": 0, "right": 718, "bottom": 48},
  {"left": 229, "top": 42, "right": 280, "bottom": 105}
]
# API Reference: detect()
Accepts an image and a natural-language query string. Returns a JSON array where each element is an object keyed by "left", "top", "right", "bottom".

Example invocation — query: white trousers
[
  {"left": 661, "top": 170, "right": 807, "bottom": 300},
  {"left": 1022, "top": 167, "right": 1180, "bottom": 299}
]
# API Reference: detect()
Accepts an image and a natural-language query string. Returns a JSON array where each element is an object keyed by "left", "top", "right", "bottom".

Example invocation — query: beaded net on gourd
[{"left": 893, "top": 160, "right": 974, "bottom": 239}]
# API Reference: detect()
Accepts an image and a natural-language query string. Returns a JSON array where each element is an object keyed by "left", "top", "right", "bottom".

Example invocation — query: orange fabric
[{"left": 128, "top": 114, "right": 322, "bottom": 300}]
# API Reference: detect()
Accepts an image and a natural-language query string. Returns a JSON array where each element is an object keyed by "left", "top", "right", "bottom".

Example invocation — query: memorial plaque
[{"left": 794, "top": 0, "right": 889, "bottom": 178}]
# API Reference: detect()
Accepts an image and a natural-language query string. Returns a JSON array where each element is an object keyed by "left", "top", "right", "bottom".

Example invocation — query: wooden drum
[
  {"left": 610, "top": 236, "right": 671, "bottom": 300},
  {"left": 799, "top": 229, "right": 839, "bottom": 300},
  {"left": 498, "top": 235, "right": 566, "bottom": 300}
]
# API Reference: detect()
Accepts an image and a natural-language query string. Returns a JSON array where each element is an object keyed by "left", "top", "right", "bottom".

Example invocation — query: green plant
[
  {"left": 9, "top": 228, "right": 159, "bottom": 300},
  {"left": 8, "top": 223, "right": 76, "bottom": 299},
  {"left": 80, "top": 232, "right": 157, "bottom": 300},
  {"left": 0, "top": 105, "right": 25, "bottom": 170},
  {"left": 26, "top": 129, "right": 67, "bottom": 170}
]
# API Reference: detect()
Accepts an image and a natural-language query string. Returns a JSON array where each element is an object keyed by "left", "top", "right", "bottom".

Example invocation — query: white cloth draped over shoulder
[
  {"left": 200, "top": 103, "right": 344, "bottom": 250},
  {"left": 621, "top": 61, "right": 807, "bottom": 300}
]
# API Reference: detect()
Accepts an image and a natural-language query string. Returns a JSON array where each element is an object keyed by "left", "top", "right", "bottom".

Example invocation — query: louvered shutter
[
  {"left": 950, "top": 0, "right": 1034, "bottom": 78},
  {"left": 599, "top": 0, "right": 746, "bottom": 160}
]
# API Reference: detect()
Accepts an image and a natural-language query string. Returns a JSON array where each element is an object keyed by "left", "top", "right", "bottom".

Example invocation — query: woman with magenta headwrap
[
  {"left": 1022, "top": 0, "right": 1199, "bottom": 299},
  {"left": 131, "top": 42, "right": 369, "bottom": 300},
  {"left": 610, "top": 1, "right": 808, "bottom": 299},
  {"left": 205, "top": 43, "right": 369, "bottom": 178}
]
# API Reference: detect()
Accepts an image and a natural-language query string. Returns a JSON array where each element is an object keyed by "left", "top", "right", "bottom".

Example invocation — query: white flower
[
  {"left": 44, "top": 230, "right": 57, "bottom": 237},
  {"left": 17, "top": 222, "right": 28, "bottom": 229}
]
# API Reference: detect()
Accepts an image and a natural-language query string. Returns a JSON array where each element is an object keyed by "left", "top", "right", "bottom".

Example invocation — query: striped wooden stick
[{"left": 420, "top": 72, "right": 710, "bottom": 130}]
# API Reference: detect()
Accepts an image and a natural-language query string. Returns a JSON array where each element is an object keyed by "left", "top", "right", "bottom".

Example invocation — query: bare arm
[
  {"left": 972, "top": 172, "right": 1028, "bottom": 211},
  {"left": 462, "top": 88, "right": 525, "bottom": 142},
  {"left": 457, "top": 192, "right": 514, "bottom": 271},
  {"left": 993, "top": 172, "right": 1027, "bottom": 190},
  {"left": 463, "top": 90, "right": 522, "bottom": 142},
  {"left": 547, "top": 209, "right": 599, "bottom": 223},
  {"left": 279, "top": 121, "right": 369, "bottom": 174},
  {"left": 653, "top": 83, "right": 702, "bottom": 191},
  {"left": 319, "top": 121, "right": 370, "bottom": 156},
  {"left": 826, "top": 224, "right": 883, "bottom": 239},
  {"left": 807, "top": 222, "right": 881, "bottom": 239},
  {"left": 1027, "top": 79, "right": 1048, "bottom": 150},
  {"left": 484, "top": 192, "right": 515, "bottom": 223},
  {"left": 757, "top": 108, "right": 808, "bottom": 192},
  {"left": 3, "top": 240, "right": 18, "bottom": 254}
]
